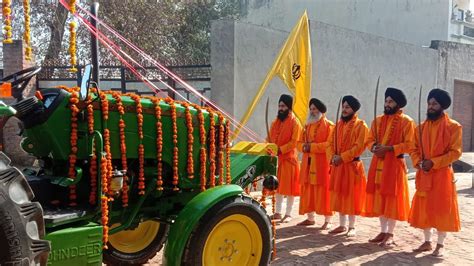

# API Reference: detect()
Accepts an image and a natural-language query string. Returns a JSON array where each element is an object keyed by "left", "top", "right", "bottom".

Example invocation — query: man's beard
[
  {"left": 306, "top": 113, "right": 322, "bottom": 124},
  {"left": 384, "top": 106, "right": 399, "bottom": 115},
  {"left": 341, "top": 113, "right": 354, "bottom": 122},
  {"left": 427, "top": 109, "right": 443, "bottom": 120},
  {"left": 277, "top": 109, "right": 290, "bottom": 121}
]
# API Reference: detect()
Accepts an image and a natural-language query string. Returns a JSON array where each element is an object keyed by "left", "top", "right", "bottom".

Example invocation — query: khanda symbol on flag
[
  {"left": 292, "top": 63, "right": 301, "bottom": 80},
  {"left": 233, "top": 11, "right": 312, "bottom": 140}
]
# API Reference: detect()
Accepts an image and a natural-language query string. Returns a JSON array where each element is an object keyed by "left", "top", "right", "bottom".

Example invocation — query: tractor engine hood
[{"left": 11, "top": 88, "right": 67, "bottom": 128}]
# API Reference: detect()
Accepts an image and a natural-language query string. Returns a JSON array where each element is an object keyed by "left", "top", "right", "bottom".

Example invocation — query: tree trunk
[{"left": 44, "top": 3, "right": 68, "bottom": 63}]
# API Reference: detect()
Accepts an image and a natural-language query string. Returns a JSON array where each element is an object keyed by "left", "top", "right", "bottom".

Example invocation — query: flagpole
[{"left": 232, "top": 11, "right": 311, "bottom": 140}]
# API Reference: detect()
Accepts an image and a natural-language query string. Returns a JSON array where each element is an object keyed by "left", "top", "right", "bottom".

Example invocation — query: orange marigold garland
[
  {"left": 104, "top": 132, "right": 113, "bottom": 198},
  {"left": 89, "top": 145, "right": 98, "bottom": 205},
  {"left": 112, "top": 92, "right": 129, "bottom": 206},
  {"left": 271, "top": 190, "right": 277, "bottom": 259},
  {"left": 195, "top": 105, "right": 207, "bottom": 191},
  {"left": 97, "top": 89, "right": 111, "bottom": 249},
  {"left": 217, "top": 114, "right": 225, "bottom": 185},
  {"left": 68, "top": 0, "right": 77, "bottom": 72},
  {"left": 2, "top": 0, "right": 13, "bottom": 44},
  {"left": 208, "top": 110, "right": 216, "bottom": 187},
  {"left": 23, "top": 0, "right": 32, "bottom": 60},
  {"left": 127, "top": 93, "right": 146, "bottom": 195},
  {"left": 69, "top": 0, "right": 76, "bottom": 14},
  {"left": 164, "top": 98, "right": 180, "bottom": 191},
  {"left": 147, "top": 96, "right": 164, "bottom": 191},
  {"left": 98, "top": 91, "right": 113, "bottom": 198},
  {"left": 244, "top": 186, "right": 250, "bottom": 195},
  {"left": 183, "top": 102, "right": 194, "bottom": 179},
  {"left": 68, "top": 21, "right": 77, "bottom": 73},
  {"left": 67, "top": 88, "right": 80, "bottom": 206},
  {"left": 225, "top": 120, "right": 231, "bottom": 184},
  {"left": 87, "top": 95, "right": 97, "bottom": 205}
]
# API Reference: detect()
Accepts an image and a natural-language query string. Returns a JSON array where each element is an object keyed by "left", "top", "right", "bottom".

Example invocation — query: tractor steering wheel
[{"left": 1, "top": 66, "right": 41, "bottom": 100}]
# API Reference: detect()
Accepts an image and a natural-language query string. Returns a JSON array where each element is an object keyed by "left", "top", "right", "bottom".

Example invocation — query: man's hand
[
  {"left": 303, "top": 143, "right": 310, "bottom": 153},
  {"left": 421, "top": 159, "right": 434, "bottom": 172},
  {"left": 373, "top": 145, "right": 393, "bottom": 159},
  {"left": 332, "top": 155, "right": 343, "bottom": 166}
]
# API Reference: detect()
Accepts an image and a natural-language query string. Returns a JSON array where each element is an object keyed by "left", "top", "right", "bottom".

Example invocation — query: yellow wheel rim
[
  {"left": 108, "top": 220, "right": 160, "bottom": 253},
  {"left": 202, "top": 214, "right": 262, "bottom": 265}
]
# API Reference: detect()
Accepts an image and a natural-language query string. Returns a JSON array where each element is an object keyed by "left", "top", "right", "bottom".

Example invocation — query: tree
[
  {"left": 4, "top": 0, "right": 244, "bottom": 66},
  {"left": 43, "top": 2, "right": 69, "bottom": 62}
]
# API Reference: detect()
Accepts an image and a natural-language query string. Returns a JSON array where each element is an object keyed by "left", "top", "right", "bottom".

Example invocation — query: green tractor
[{"left": 0, "top": 65, "right": 278, "bottom": 265}]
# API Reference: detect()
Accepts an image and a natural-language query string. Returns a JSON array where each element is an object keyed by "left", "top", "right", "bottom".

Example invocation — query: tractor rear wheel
[
  {"left": 182, "top": 195, "right": 272, "bottom": 266},
  {"left": 0, "top": 152, "right": 50, "bottom": 265},
  {"left": 103, "top": 220, "right": 169, "bottom": 265}
]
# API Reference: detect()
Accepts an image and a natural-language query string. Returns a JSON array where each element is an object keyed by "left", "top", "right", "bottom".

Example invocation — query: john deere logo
[{"left": 292, "top": 63, "right": 301, "bottom": 80}]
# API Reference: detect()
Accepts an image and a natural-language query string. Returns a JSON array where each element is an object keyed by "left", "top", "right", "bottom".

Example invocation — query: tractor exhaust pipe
[{"left": 90, "top": 2, "right": 100, "bottom": 88}]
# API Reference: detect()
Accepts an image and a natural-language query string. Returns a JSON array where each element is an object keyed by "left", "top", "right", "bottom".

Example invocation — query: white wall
[
  {"left": 241, "top": 0, "right": 450, "bottom": 47},
  {"left": 211, "top": 20, "right": 439, "bottom": 141}
]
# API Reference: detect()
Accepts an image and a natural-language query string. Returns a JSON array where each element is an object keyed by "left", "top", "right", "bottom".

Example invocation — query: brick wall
[
  {"left": 1, "top": 40, "right": 36, "bottom": 166},
  {"left": 453, "top": 81, "right": 474, "bottom": 151}
]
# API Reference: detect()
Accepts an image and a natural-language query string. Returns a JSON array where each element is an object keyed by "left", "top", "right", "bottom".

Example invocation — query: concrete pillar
[{"left": 210, "top": 20, "right": 235, "bottom": 120}]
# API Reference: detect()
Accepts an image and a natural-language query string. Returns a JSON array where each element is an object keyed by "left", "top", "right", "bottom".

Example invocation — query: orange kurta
[
  {"left": 327, "top": 115, "right": 368, "bottom": 215},
  {"left": 297, "top": 116, "right": 334, "bottom": 216},
  {"left": 408, "top": 113, "right": 462, "bottom": 232},
  {"left": 269, "top": 113, "right": 302, "bottom": 196},
  {"left": 364, "top": 111, "right": 415, "bottom": 221}
]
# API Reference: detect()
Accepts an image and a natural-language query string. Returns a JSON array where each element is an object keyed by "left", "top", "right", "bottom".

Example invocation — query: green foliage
[{"left": 5, "top": 0, "right": 243, "bottom": 65}]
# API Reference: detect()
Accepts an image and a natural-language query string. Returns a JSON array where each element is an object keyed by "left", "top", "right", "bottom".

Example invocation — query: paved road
[{"left": 147, "top": 173, "right": 474, "bottom": 265}]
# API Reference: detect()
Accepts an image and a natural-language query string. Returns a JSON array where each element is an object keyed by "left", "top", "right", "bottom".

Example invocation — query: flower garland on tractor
[
  {"left": 87, "top": 94, "right": 98, "bottom": 205},
  {"left": 145, "top": 96, "right": 164, "bottom": 191},
  {"left": 182, "top": 102, "right": 195, "bottom": 179},
  {"left": 66, "top": 87, "right": 80, "bottom": 206},
  {"left": 126, "top": 93, "right": 146, "bottom": 195},
  {"left": 218, "top": 114, "right": 225, "bottom": 185},
  {"left": 164, "top": 97, "right": 180, "bottom": 191},
  {"left": 112, "top": 92, "right": 130, "bottom": 206},
  {"left": 60, "top": 87, "right": 246, "bottom": 249},
  {"left": 208, "top": 109, "right": 216, "bottom": 187},
  {"left": 97, "top": 88, "right": 111, "bottom": 248},
  {"left": 225, "top": 121, "right": 231, "bottom": 184},
  {"left": 192, "top": 103, "right": 207, "bottom": 191}
]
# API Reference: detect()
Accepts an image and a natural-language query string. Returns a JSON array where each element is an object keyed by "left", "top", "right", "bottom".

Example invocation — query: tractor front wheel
[
  {"left": 182, "top": 195, "right": 272, "bottom": 266},
  {"left": 103, "top": 220, "right": 169, "bottom": 265},
  {"left": 0, "top": 152, "right": 50, "bottom": 265}
]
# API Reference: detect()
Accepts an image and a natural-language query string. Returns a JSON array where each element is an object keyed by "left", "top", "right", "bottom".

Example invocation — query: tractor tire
[
  {"left": 182, "top": 195, "right": 272, "bottom": 266},
  {"left": 0, "top": 152, "right": 50, "bottom": 265},
  {"left": 103, "top": 220, "right": 169, "bottom": 265}
]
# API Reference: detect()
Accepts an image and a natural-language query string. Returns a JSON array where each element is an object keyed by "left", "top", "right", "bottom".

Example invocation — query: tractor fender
[{"left": 163, "top": 184, "right": 243, "bottom": 266}]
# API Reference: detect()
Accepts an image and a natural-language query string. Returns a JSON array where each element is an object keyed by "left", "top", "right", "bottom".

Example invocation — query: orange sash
[
  {"left": 270, "top": 114, "right": 298, "bottom": 165},
  {"left": 329, "top": 117, "right": 356, "bottom": 195},
  {"left": 367, "top": 113, "right": 404, "bottom": 195},
  {"left": 415, "top": 114, "right": 453, "bottom": 214}
]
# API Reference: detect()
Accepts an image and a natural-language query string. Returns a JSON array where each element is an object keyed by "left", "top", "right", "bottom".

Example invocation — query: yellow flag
[{"left": 233, "top": 11, "right": 311, "bottom": 140}]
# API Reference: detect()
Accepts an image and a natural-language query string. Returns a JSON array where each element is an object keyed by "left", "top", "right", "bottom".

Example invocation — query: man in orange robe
[
  {"left": 365, "top": 87, "right": 415, "bottom": 246},
  {"left": 297, "top": 98, "right": 334, "bottom": 229},
  {"left": 268, "top": 94, "right": 302, "bottom": 223},
  {"left": 409, "top": 88, "right": 462, "bottom": 257},
  {"left": 327, "top": 95, "right": 368, "bottom": 237}
]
